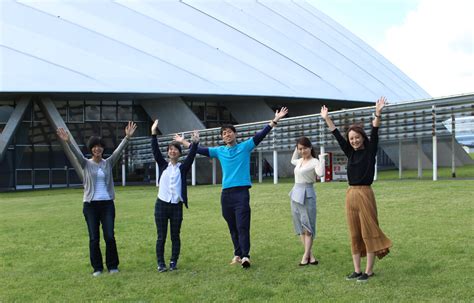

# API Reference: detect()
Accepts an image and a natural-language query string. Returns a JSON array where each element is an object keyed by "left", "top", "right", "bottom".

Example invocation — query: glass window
[
  {"left": 102, "top": 101, "right": 117, "bottom": 121},
  {"left": 101, "top": 122, "right": 118, "bottom": 153},
  {"left": 16, "top": 170, "right": 32, "bottom": 189},
  {"left": 50, "top": 145, "right": 68, "bottom": 169},
  {"left": 82, "top": 122, "right": 101, "bottom": 146},
  {"left": 207, "top": 121, "right": 220, "bottom": 128},
  {"left": 15, "top": 122, "right": 32, "bottom": 144},
  {"left": 55, "top": 101, "right": 68, "bottom": 121},
  {"left": 33, "top": 145, "right": 51, "bottom": 169},
  {"left": 68, "top": 168, "right": 82, "bottom": 185},
  {"left": 68, "top": 101, "right": 84, "bottom": 123},
  {"left": 85, "top": 101, "right": 100, "bottom": 121},
  {"left": 34, "top": 169, "right": 50, "bottom": 188},
  {"left": 207, "top": 105, "right": 218, "bottom": 120},
  {"left": 118, "top": 101, "right": 132, "bottom": 121},
  {"left": 133, "top": 103, "right": 149, "bottom": 122},
  {"left": 0, "top": 149, "right": 14, "bottom": 188},
  {"left": 0, "top": 104, "right": 14, "bottom": 123},
  {"left": 21, "top": 102, "right": 33, "bottom": 122},
  {"left": 33, "top": 102, "right": 45, "bottom": 122},
  {"left": 191, "top": 101, "right": 205, "bottom": 121},
  {"left": 30, "top": 122, "right": 57, "bottom": 145},
  {"left": 66, "top": 123, "right": 87, "bottom": 146},
  {"left": 15, "top": 145, "right": 33, "bottom": 169},
  {"left": 131, "top": 121, "right": 151, "bottom": 138},
  {"left": 51, "top": 169, "right": 68, "bottom": 187}
]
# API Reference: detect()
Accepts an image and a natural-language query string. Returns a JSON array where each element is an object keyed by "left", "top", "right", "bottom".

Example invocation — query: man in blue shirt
[{"left": 184, "top": 107, "right": 288, "bottom": 268}]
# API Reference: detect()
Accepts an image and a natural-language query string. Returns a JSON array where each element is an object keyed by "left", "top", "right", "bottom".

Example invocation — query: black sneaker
[
  {"left": 346, "top": 272, "right": 362, "bottom": 280},
  {"left": 157, "top": 265, "right": 167, "bottom": 273},
  {"left": 357, "top": 272, "right": 375, "bottom": 282},
  {"left": 169, "top": 261, "right": 177, "bottom": 271},
  {"left": 241, "top": 257, "right": 251, "bottom": 269}
]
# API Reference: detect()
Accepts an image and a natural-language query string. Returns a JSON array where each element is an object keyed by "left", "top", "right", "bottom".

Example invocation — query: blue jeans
[{"left": 83, "top": 200, "right": 119, "bottom": 272}]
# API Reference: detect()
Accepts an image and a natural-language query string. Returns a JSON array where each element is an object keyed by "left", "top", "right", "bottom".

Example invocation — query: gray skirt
[{"left": 289, "top": 183, "right": 317, "bottom": 236}]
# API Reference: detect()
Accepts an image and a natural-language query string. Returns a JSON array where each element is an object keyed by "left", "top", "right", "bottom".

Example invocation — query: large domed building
[{"left": 0, "top": 0, "right": 430, "bottom": 190}]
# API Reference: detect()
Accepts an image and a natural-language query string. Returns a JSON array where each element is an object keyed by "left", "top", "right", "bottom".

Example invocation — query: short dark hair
[
  {"left": 346, "top": 124, "right": 369, "bottom": 146},
  {"left": 220, "top": 124, "right": 236, "bottom": 135},
  {"left": 87, "top": 136, "right": 106, "bottom": 152},
  {"left": 296, "top": 136, "right": 317, "bottom": 158},
  {"left": 167, "top": 141, "right": 182, "bottom": 155}
]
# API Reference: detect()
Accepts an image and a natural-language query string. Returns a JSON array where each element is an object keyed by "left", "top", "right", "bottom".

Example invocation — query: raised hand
[
  {"left": 320, "top": 105, "right": 336, "bottom": 131},
  {"left": 56, "top": 127, "right": 70, "bottom": 142},
  {"left": 375, "top": 96, "right": 387, "bottom": 115},
  {"left": 125, "top": 121, "right": 137, "bottom": 139},
  {"left": 321, "top": 105, "right": 329, "bottom": 120},
  {"left": 274, "top": 107, "right": 288, "bottom": 122},
  {"left": 174, "top": 133, "right": 186, "bottom": 144},
  {"left": 151, "top": 119, "right": 159, "bottom": 135},
  {"left": 191, "top": 130, "right": 200, "bottom": 143}
]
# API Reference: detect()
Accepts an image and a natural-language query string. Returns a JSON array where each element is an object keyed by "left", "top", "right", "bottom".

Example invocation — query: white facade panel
[{"left": 0, "top": 0, "right": 430, "bottom": 101}]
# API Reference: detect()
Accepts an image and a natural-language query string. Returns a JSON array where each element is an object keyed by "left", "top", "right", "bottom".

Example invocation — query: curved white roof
[{"left": 0, "top": 0, "right": 430, "bottom": 102}]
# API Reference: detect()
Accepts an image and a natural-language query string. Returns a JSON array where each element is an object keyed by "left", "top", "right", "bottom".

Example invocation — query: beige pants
[{"left": 345, "top": 186, "right": 392, "bottom": 259}]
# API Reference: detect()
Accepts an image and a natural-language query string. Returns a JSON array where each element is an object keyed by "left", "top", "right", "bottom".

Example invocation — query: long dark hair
[
  {"left": 296, "top": 136, "right": 317, "bottom": 158},
  {"left": 345, "top": 124, "right": 369, "bottom": 146}
]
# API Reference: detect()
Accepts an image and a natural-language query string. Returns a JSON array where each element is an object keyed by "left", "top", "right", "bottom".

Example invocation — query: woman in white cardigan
[{"left": 289, "top": 137, "right": 325, "bottom": 266}]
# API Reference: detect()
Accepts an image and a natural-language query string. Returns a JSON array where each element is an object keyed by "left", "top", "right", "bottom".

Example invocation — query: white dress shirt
[
  {"left": 291, "top": 148, "right": 325, "bottom": 183},
  {"left": 158, "top": 162, "right": 183, "bottom": 203}
]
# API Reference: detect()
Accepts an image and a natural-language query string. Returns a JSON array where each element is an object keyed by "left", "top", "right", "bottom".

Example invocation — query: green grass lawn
[
  {"left": 377, "top": 163, "right": 474, "bottom": 180},
  {"left": 1, "top": 178, "right": 473, "bottom": 302}
]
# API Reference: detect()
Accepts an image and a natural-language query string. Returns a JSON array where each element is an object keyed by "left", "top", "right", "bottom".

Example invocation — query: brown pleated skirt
[{"left": 345, "top": 185, "right": 392, "bottom": 259}]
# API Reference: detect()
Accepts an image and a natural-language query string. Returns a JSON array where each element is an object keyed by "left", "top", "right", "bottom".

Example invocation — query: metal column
[
  {"left": 432, "top": 105, "right": 438, "bottom": 181},
  {"left": 39, "top": 98, "right": 84, "bottom": 181},
  {"left": 0, "top": 97, "right": 31, "bottom": 162},
  {"left": 417, "top": 137, "right": 423, "bottom": 179}
]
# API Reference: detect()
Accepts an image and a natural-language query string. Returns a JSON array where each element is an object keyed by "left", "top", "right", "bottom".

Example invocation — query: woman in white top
[{"left": 289, "top": 136, "right": 325, "bottom": 266}]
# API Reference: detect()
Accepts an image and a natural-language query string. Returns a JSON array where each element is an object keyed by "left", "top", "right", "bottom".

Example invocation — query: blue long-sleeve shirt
[{"left": 197, "top": 125, "right": 272, "bottom": 189}]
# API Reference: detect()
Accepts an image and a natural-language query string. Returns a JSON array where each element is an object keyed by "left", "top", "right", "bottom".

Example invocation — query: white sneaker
[
  {"left": 109, "top": 269, "right": 119, "bottom": 274},
  {"left": 230, "top": 256, "right": 242, "bottom": 265},
  {"left": 241, "top": 257, "right": 251, "bottom": 268},
  {"left": 92, "top": 271, "right": 102, "bottom": 277}
]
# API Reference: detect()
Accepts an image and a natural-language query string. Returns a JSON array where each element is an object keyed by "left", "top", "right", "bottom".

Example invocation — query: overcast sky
[{"left": 309, "top": 0, "right": 473, "bottom": 98}]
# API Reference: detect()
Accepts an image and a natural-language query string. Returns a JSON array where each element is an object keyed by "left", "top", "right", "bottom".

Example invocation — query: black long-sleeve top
[
  {"left": 151, "top": 136, "right": 199, "bottom": 208},
  {"left": 332, "top": 126, "right": 379, "bottom": 185}
]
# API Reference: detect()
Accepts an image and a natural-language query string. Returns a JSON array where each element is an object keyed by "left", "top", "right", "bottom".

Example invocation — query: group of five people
[{"left": 56, "top": 98, "right": 391, "bottom": 282}]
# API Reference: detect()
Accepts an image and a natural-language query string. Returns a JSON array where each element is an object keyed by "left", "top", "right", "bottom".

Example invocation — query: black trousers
[
  {"left": 221, "top": 187, "right": 251, "bottom": 258},
  {"left": 154, "top": 199, "right": 183, "bottom": 266},
  {"left": 83, "top": 200, "right": 119, "bottom": 272}
]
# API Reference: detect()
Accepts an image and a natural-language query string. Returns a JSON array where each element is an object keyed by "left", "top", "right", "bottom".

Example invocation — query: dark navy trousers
[
  {"left": 83, "top": 200, "right": 119, "bottom": 272},
  {"left": 221, "top": 187, "right": 251, "bottom": 258},
  {"left": 154, "top": 199, "right": 183, "bottom": 266}
]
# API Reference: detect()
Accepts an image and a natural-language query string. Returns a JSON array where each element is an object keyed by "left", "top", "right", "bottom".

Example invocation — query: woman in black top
[{"left": 321, "top": 97, "right": 392, "bottom": 282}]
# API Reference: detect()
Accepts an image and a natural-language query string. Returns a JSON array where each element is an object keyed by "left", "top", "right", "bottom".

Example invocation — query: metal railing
[{"left": 129, "top": 94, "right": 474, "bottom": 167}]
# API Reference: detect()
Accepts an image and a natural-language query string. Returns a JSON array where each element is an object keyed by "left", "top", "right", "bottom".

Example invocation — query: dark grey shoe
[
  {"left": 346, "top": 272, "right": 362, "bottom": 280},
  {"left": 169, "top": 261, "right": 177, "bottom": 271},
  {"left": 157, "top": 265, "right": 167, "bottom": 273},
  {"left": 241, "top": 257, "right": 251, "bottom": 269},
  {"left": 357, "top": 272, "right": 375, "bottom": 282}
]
